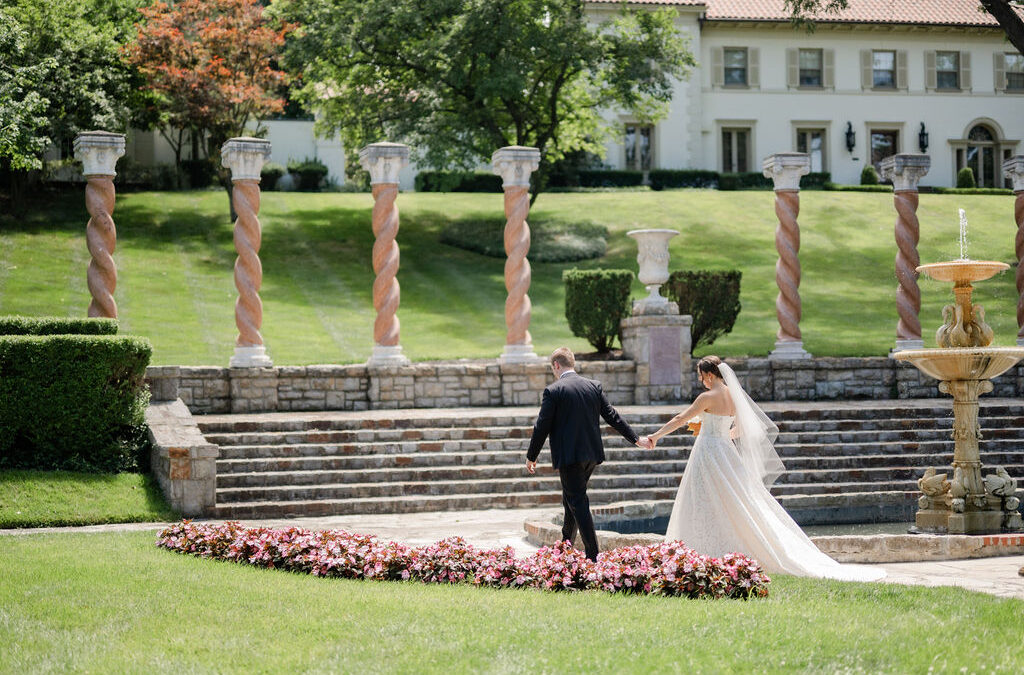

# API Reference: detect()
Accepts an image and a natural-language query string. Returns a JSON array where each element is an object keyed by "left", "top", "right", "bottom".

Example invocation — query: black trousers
[{"left": 558, "top": 461, "right": 599, "bottom": 561}]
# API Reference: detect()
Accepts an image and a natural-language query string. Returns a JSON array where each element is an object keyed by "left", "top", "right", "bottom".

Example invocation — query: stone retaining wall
[{"left": 146, "top": 357, "right": 1024, "bottom": 414}]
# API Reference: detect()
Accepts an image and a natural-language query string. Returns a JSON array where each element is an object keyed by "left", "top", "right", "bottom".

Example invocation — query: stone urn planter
[{"left": 627, "top": 228, "right": 678, "bottom": 314}]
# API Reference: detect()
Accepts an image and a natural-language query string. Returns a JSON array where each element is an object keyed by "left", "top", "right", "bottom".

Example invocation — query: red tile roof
[{"left": 588, "top": 0, "right": 1022, "bottom": 28}]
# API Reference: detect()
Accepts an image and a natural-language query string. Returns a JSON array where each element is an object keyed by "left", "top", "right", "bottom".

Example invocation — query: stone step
[
  {"left": 214, "top": 449, "right": 1024, "bottom": 476},
  {"left": 211, "top": 487, "right": 918, "bottom": 519},
  {"left": 769, "top": 479, "right": 917, "bottom": 496}
]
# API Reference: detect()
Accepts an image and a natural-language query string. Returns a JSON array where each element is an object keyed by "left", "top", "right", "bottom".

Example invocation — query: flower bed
[{"left": 156, "top": 522, "right": 770, "bottom": 599}]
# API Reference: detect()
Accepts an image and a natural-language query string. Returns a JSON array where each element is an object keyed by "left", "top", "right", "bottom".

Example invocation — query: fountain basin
[
  {"left": 892, "top": 347, "right": 1024, "bottom": 381},
  {"left": 917, "top": 260, "right": 1009, "bottom": 285}
]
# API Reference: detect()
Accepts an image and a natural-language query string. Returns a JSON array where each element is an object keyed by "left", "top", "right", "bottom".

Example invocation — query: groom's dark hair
[{"left": 550, "top": 347, "right": 575, "bottom": 369}]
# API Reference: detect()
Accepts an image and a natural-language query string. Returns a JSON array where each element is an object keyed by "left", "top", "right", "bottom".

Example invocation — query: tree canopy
[{"left": 270, "top": 0, "right": 695, "bottom": 198}]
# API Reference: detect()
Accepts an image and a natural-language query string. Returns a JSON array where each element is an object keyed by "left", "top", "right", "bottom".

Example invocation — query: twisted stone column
[
  {"left": 1003, "top": 156, "right": 1024, "bottom": 345},
  {"left": 762, "top": 153, "right": 811, "bottom": 360},
  {"left": 493, "top": 146, "right": 541, "bottom": 363},
  {"left": 222, "top": 137, "right": 272, "bottom": 367},
  {"left": 359, "top": 142, "right": 411, "bottom": 366},
  {"left": 880, "top": 154, "right": 930, "bottom": 351},
  {"left": 74, "top": 132, "right": 125, "bottom": 318}
]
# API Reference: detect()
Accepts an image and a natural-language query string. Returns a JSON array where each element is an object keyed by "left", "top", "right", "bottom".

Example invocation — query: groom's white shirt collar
[{"left": 559, "top": 369, "right": 577, "bottom": 379}]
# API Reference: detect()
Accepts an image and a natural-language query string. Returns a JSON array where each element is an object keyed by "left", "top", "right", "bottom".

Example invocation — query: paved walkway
[{"left": 5, "top": 508, "right": 1024, "bottom": 600}]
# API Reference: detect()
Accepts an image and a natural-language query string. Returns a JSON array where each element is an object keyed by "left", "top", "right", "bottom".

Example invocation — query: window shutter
[
  {"left": 712, "top": 47, "right": 724, "bottom": 87},
  {"left": 925, "top": 51, "right": 937, "bottom": 90},
  {"left": 786, "top": 48, "right": 798, "bottom": 88},
  {"left": 961, "top": 51, "right": 972, "bottom": 91},
  {"left": 861, "top": 50, "right": 873, "bottom": 89},
  {"left": 748, "top": 48, "right": 760, "bottom": 88},
  {"left": 896, "top": 50, "right": 908, "bottom": 90},
  {"left": 823, "top": 49, "right": 835, "bottom": 88},
  {"left": 994, "top": 52, "right": 1006, "bottom": 91}
]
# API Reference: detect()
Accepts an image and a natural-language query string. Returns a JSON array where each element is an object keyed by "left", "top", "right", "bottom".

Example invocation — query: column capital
[
  {"left": 359, "top": 142, "right": 410, "bottom": 185},
  {"left": 879, "top": 153, "right": 930, "bottom": 192},
  {"left": 492, "top": 146, "right": 540, "bottom": 188},
  {"left": 74, "top": 131, "right": 125, "bottom": 177},
  {"left": 221, "top": 137, "right": 271, "bottom": 181},
  {"left": 761, "top": 153, "right": 810, "bottom": 191},
  {"left": 1003, "top": 155, "right": 1024, "bottom": 192}
]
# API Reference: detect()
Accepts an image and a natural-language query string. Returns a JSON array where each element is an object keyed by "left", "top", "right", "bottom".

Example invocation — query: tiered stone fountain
[{"left": 894, "top": 221, "right": 1024, "bottom": 534}]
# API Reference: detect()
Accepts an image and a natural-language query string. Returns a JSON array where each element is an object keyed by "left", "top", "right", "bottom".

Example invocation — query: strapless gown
[{"left": 665, "top": 412, "right": 885, "bottom": 581}]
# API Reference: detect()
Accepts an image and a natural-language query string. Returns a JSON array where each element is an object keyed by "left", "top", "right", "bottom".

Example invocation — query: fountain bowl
[
  {"left": 917, "top": 260, "right": 1009, "bottom": 285},
  {"left": 892, "top": 346, "right": 1024, "bottom": 381}
]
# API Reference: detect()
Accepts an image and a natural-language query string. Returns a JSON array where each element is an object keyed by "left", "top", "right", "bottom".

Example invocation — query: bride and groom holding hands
[{"left": 526, "top": 347, "right": 885, "bottom": 581}]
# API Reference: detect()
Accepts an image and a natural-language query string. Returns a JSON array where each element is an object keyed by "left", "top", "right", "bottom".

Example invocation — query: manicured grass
[
  {"left": 0, "top": 530, "right": 1021, "bottom": 672},
  {"left": 0, "top": 470, "right": 178, "bottom": 528},
  {"left": 0, "top": 189, "right": 1019, "bottom": 364}
]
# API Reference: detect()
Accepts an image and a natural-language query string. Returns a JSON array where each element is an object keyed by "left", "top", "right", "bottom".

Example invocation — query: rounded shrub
[
  {"left": 562, "top": 268, "right": 634, "bottom": 353},
  {"left": 260, "top": 162, "right": 286, "bottom": 190},
  {"left": 287, "top": 157, "right": 329, "bottom": 191},
  {"left": 663, "top": 270, "right": 742, "bottom": 353},
  {"left": 957, "top": 166, "right": 977, "bottom": 189},
  {"left": 860, "top": 165, "right": 880, "bottom": 185}
]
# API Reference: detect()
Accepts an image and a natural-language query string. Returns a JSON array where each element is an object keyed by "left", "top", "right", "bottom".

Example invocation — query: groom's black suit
[{"left": 527, "top": 371, "right": 639, "bottom": 561}]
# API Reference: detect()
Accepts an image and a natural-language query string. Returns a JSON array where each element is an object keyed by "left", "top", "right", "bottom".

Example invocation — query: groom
[{"left": 526, "top": 347, "right": 641, "bottom": 561}]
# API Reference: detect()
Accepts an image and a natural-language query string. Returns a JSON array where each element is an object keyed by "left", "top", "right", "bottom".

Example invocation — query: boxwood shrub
[
  {"left": 0, "top": 334, "right": 152, "bottom": 472},
  {"left": 664, "top": 270, "right": 742, "bottom": 353},
  {"left": 415, "top": 171, "right": 503, "bottom": 192},
  {"left": 0, "top": 316, "right": 118, "bottom": 335},
  {"left": 563, "top": 269, "right": 634, "bottom": 352}
]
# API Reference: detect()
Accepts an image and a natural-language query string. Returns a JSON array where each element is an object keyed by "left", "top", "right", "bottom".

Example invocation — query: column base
[
  {"left": 768, "top": 340, "right": 812, "bottom": 360},
  {"left": 893, "top": 338, "right": 925, "bottom": 353},
  {"left": 367, "top": 344, "right": 410, "bottom": 367},
  {"left": 230, "top": 345, "right": 273, "bottom": 368},
  {"left": 1017, "top": 337, "right": 1024, "bottom": 347},
  {"left": 499, "top": 343, "right": 543, "bottom": 364}
]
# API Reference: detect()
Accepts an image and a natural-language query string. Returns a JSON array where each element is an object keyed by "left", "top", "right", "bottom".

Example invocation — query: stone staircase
[{"left": 197, "top": 401, "right": 1024, "bottom": 525}]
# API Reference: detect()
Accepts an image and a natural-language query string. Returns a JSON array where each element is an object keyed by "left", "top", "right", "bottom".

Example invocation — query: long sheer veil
[{"left": 719, "top": 362, "right": 786, "bottom": 487}]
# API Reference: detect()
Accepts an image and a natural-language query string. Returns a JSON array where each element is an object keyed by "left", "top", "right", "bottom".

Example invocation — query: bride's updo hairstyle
[{"left": 697, "top": 355, "right": 723, "bottom": 379}]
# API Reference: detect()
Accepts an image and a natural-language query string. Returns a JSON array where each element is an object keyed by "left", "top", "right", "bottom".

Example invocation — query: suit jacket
[{"left": 526, "top": 372, "right": 639, "bottom": 469}]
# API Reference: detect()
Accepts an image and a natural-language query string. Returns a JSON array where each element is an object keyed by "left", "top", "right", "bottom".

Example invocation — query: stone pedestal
[
  {"left": 621, "top": 308, "right": 693, "bottom": 404},
  {"left": 360, "top": 142, "right": 411, "bottom": 367}
]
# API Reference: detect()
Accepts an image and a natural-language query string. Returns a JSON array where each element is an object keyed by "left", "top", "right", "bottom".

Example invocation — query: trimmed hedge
[
  {"left": 287, "top": 157, "right": 329, "bottom": 191},
  {"left": 664, "top": 270, "right": 742, "bottom": 353},
  {"left": 0, "top": 334, "right": 152, "bottom": 472},
  {"left": 648, "top": 169, "right": 718, "bottom": 190},
  {"left": 824, "top": 182, "right": 892, "bottom": 193},
  {"left": 933, "top": 186, "right": 1014, "bottom": 196},
  {"left": 718, "top": 172, "right": 772, "bottom": 191},
  {"left": 0, "top": 316, "right": 118, "bottom": 335},
  {"left": 563, "top": 268, "right": 633, "bottom": 352},
  {"left": 415, "top": 171, "right": 503, "bottom": 193},
  {"left": 956, "top": 166, "right": 977, "bottom": 189},
  {"left": 260, "top": 162, "right": 286, "bottom": 190},
  {"left": 860, "top": 165, "right": 880, "bottom": 185}
]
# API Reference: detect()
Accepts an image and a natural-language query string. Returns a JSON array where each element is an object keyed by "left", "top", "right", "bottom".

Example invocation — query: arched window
[{"left": 956, "top": 124, "right": 1002, "bottom": 187}]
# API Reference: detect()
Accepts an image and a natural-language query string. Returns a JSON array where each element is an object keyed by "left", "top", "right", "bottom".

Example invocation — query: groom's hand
[{"left": 526, "top": 460, "right": 537, "bottom": 474}]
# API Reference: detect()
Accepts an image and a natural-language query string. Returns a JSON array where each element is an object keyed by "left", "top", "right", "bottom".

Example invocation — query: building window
[
  {"left": 796, "top": 129, "right": 826, "bottom": 173},
  {"left": 1008, "top": 53, "right": 1024, "bottom": 90},
  {"left": 936, "top": 51, "right": 960, "bottom": 89},
  {"left": 872, "top": 51, "right": 896, "bottom": 88},
  {"left": 722, "top": 128, "right": 750, "bottom": 172},
  {"left": 724, "top": 48, "right": 748, "bottom": 86},
  {"left": 870, "top": 130, "right": 899, "bottom": 170},
  {"left": 799, "top": 49, "right": 823, "bottom": 87},
  {"left": 624, "top": 124, "right": 652, "bottom": 171}
]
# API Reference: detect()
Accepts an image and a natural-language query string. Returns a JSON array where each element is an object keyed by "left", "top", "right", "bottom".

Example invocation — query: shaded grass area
[
  {"left": 1, "top": 530, "right": 1021, "bottom": 672},
  {"left": 0, "top": 189, "right": 1019, "bottom": 364},
  {"left": 0, "top": 470, "right": 178, "bottom": 528}
]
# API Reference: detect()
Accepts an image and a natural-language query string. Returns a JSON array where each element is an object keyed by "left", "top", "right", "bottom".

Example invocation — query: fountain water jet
[{"left": 894, "top": 230, "right": 1024, "bottom": 533}]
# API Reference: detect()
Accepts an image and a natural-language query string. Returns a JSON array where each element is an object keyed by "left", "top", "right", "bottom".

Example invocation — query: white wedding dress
[{"left": 664, "top": 367, "right": 885, "bottom": 582}]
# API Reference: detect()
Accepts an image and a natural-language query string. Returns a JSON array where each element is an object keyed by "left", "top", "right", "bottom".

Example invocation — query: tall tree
[
  {"left": 269, "top": 0, "right": 695, "bottom": 201},
  {"left": 124, "top": 0, "right": 293, "bottom": 171},
  {"left": 785, "top": 0, "right": 1024, "bottom": 56}
]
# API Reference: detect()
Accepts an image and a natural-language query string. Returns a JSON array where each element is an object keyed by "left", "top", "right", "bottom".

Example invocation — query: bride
[{"left": 641, "top": 356, "right": 885, "bottom": 581}]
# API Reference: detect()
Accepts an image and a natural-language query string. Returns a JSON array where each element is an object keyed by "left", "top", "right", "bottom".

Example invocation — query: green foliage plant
[
  {"left": 271, "top": 0, "right": 695, "bottom": 203},
  {"left": 260, "top": 161, "right": 286, "bottom": 190},
  {"left": 441, "top": 218, "right": 608, "bottom": 262},
  {"left": 933, "top": 186, "right": 1013, "bottom": 196},
  {"left": 860, "top": 165, "right": 880, "bottom": 185},
  {"left": 957, "top": 166, "right": 977, "bottom": 189},
  {"left": 287, "top": 157, "right": 329, "bottom": 191},
  {"left": 0, "top": 334, "right": 152, "bottom": 472},
  {"left": 824, "top": 182, "right": 892, "bottom": 193},
  {"left": 562, "top": 268, "right": 633, "bottom": 352},
  {"left": 664, "top": 270, "right": 742, "bottom": 353},
  {"left": 0, "top": 316, "right": 118, "bottom": 335},
  {"left": 414, "top": 171, "right": 502, "bottom": 193}
]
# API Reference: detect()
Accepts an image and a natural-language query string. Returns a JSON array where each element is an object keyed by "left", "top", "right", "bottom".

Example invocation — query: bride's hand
[{"left": 639, "top": 435, "right": 657, "bottom": 449}]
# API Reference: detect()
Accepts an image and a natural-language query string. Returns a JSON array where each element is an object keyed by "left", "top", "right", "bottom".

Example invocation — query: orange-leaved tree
[{"left": 124, "top": 0, "right": 293, "bottom": 188}]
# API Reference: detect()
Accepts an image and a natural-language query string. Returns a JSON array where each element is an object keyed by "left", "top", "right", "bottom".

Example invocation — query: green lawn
[
  {"left": 0, "top": 189, "right": 1019, "bottom": 364},
  {"left": 0, "top": 530, "right": 1020, "bottom": 672},
  {"left": 0, "top": 470, "right": 177, "bottom": 528}
]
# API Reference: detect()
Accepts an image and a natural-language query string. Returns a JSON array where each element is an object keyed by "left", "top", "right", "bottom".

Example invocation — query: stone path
[{"left": 4, "top": 508, "right": 1023, "bottom": 600}]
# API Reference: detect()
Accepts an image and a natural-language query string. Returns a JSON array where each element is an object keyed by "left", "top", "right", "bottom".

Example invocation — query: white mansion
[{"left": 125, "top": 0, "right": 1024, "bottom": 189}]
